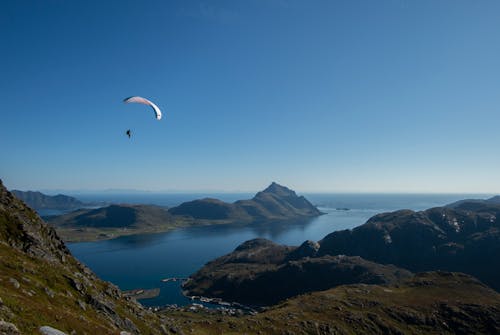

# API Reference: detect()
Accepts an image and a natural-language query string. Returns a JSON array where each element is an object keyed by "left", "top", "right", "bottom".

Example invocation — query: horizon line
[{"left": 15, "top": 188, "right": 499, "bottom": 196}]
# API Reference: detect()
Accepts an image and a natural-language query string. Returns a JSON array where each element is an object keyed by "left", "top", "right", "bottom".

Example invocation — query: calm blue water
[{"left": 67, "top": 193, "right": 491, "bottom": 307}]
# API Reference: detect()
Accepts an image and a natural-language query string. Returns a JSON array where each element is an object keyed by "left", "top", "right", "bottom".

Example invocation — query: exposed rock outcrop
[
  {"left": 183, "top": 238, "right": 412, "bottom": 305},
  {"left": 318, "top": 203, "right": 500, "bottom": 290},
  {"left": 172, "top": 271, "right": 500, "bottom": 335},
  {"left": 39, "top": 326, "right": 68, "bottom": 335}
]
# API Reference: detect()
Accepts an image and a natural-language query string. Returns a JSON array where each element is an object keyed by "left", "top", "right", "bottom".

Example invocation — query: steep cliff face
[{"left": 0, "top": 179, "right": 165, "bottom": 334}]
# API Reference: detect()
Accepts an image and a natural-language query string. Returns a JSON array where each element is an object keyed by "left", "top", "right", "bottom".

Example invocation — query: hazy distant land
[
  {"left": 44, "top": 182, "right": 322, "bottom": 242},
  {"left": 11, "top": 190, "right": 87, "bottom": 210}
]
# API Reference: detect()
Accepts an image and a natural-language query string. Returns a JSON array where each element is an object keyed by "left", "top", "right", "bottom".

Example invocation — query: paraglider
[
  {"left": 123, "top": 96, "right": 162, "bottom": 140},
  {"left": 123, "top": 96, "right": 162, "bottom": 120}
]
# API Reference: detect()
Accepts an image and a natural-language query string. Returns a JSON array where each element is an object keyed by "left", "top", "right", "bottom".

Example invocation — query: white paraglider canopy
[{"left": 123, "top": 96, "right": 162, "bottom": 120}]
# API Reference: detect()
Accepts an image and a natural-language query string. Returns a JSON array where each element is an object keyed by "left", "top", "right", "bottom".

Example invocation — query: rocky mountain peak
[{"left": 261, "top": 182, "right": 297, "bottom": 197}]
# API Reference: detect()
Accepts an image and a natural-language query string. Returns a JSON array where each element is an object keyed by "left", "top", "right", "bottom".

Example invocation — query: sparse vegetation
[{"left": 164, "top": 272, "right": 500, "bottom": 335}]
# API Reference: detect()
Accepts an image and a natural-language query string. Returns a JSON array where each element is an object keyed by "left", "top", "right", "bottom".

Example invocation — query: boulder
[
  {"left": 39, "top": 326, "right": 68, "bottom": 335},
  {"left": 0, "top": 320, "right": 20, "bottom": 335}
]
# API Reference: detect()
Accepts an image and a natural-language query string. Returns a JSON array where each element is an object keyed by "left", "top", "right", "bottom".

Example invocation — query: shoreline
[
  {"left": 123, "top": 288, "right": 161, "bottom": 300},
  {"left": 54, "top": 213, "right": 323, "bottom": 243}
]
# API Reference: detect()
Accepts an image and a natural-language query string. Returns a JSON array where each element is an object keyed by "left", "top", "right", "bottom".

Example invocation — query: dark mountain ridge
[
  {"left": 169, "top": 197, "right": 252, "bottom": 221},
  {"left": 48, "top": 204, "right": 174, "bottom": 228},
  {"left": 446, "top": 194, "right": 500, "bottom": 209},
  {"left": 318, "top": 202, "right": 500, "bottom": 290},
  {"left": 183, "top": 238, "right": 412, "bottom": 305},
  {"left": 11, "top": 190, "right": 85, "bottom": 211}
]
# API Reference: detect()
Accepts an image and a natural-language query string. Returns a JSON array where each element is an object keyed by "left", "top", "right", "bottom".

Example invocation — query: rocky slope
[
  {"left": 318, "top": 202, "right": 500, "bottom": 290},
  {"left": 171, "top": 271, "right": 500, "bottom": 335},
  {"left": 0, "top": 179, "right": 168, "bottom": 334},
  {"left": 170, "top": 182, "right": 322, "bottom": 222},
  {"left": 183, "top": 238, "right": 412, "bottom": 305},
  {"left": 11, "top": 190, "right": 85, "bottom": 211}
]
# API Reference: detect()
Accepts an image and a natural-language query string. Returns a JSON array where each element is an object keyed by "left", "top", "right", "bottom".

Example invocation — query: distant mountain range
[
  {"left": 11, "top": 190, "right": 86, "bottom": 210},
  {"left": 446, "top": 195, "right": 500, "bottom": 209},
  {"left": 47, "top": 204, "right": 174, "bottom": 228},
  {"left": 45, "top": 182, "right": 323, "bottom": 241}
]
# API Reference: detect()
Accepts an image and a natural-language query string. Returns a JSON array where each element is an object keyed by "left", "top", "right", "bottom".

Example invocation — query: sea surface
[{"left": 66, "top": 193, "right": 491, "bottom": 307}]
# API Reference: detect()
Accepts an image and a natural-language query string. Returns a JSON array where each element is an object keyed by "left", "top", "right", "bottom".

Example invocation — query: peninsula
[{"left": 45, "top": 182, "right": 322, "bottom": 242}]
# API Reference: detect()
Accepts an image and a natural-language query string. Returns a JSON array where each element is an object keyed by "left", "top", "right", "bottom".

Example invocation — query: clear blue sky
[{"left": 1, "top": 0, "right": 499, "bottom": 193}]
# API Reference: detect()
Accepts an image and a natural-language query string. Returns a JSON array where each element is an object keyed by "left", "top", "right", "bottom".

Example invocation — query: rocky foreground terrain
[
  {"left": 171, "top": 271, "right": 500, "bottom": 335},
  {"left": 183, "top": 238, "right": 413, "bottom": 305}
]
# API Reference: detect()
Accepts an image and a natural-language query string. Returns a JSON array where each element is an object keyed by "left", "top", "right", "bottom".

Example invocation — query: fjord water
[{"left": 67, "top": 193, "right": 489, "bottom": 307}]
